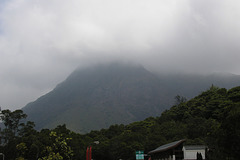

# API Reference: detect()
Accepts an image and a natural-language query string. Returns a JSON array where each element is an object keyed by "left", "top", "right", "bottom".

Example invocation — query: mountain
[
  {"left": 83, "top": 86, "right": 240, "bottom": 160},
  {"left": 23, "top": 63, "right": 240, "bottom": 133},
  {"left": 155, "top": 72, "right": 240, "bottom": 99},
  {"left": 23, "top": 63, "right": 173, "bottom": 133}
]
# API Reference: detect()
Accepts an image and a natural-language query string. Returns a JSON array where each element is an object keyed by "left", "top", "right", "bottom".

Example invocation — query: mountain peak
[
  {"left": 23, "top": 63, "right": 240, "bottom": 133},
  {"left": 23, "top": 63, "right": 171, "bottom": 133}
]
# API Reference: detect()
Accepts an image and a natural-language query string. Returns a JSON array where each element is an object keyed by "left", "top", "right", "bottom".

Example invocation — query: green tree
[
  {"left": 38, "top": 131, "right": 73, "bottom": 160},
  {"left": 218, "top": 103, "right": 240, "bottom": 160},
  {"left": 16, "top": 142, "right": 28, "bottom": 159},
  {"left": 175, "top": 95, "right": 187, "bottom": 105},
  {"left": 0, "top": 109, "right": 27, "bottom": 143}
]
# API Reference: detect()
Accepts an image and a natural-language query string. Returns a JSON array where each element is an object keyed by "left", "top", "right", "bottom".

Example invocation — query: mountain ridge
[
  {"left": 23, "top": 63, "right": 173, "bottom": 133},
  {"left": 23, "top": 63, "right": 240, "bottom": 133}
]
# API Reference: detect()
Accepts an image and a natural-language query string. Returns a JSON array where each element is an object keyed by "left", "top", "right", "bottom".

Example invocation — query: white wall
[{"left": 183, "top": 147, "right": 205, "bottom": 160}]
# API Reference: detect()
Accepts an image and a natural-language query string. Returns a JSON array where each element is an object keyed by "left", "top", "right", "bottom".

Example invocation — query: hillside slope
[
  {"left": 23, "top": 63, "right": 172, "bottom": 133},
  {"left": 23, "top": 63, "right": 240, "bottom": 133},
  {"left": 84, "top": 86, "right": 240, "bottom": 160}
]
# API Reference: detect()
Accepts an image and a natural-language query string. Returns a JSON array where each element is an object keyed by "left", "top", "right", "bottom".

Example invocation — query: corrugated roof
[{"left": 148, "top": 139, "right": 186, "bottom": 154}]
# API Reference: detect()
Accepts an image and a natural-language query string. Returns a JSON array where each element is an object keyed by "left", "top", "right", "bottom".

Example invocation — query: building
[
  {"left": 182, "top": 145, "right": 206, "bottom": 160},
  {"left": 148, "top": 140, "right": 207, "bottom": 160},
  {"left": 148, "top": 140, "right": 186, "bottom": 160}
]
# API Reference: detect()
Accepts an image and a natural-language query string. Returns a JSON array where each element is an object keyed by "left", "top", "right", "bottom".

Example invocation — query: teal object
[{"left": 136, "top": 151, "right": 144, "bottom": 160}]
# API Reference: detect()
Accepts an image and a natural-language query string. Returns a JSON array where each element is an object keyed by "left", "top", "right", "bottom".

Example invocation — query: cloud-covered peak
[{"left": 0, "top": 0, "right": 240, "bottom": 110}]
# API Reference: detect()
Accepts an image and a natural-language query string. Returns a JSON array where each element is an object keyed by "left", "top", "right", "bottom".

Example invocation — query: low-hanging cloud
[{"left": 0, "top": 0, "right": 240, "bottom": 110}]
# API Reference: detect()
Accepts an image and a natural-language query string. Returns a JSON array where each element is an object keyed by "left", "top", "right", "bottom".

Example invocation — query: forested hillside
[
  {"left": 0, "top": 86, "right": 239, "bottom": 160},
  {"left": 23, "top": 63, "right": 240, "bottom": 133},
  {"left": 23, "top": 64, "right": 174, "bottom": 133}
]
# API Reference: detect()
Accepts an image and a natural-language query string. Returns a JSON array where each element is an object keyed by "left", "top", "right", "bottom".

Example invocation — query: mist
[{"left": 0, "top": 0, "right": 240, "bottom": 110}]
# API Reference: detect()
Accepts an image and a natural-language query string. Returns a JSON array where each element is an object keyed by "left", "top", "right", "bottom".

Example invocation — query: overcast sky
[{"left": 0, "top": 0, "right": 240, "bottom": 110}]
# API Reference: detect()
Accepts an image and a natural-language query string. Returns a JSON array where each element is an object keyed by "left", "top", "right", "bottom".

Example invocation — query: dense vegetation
[{"left": 0, "top": 86, "right": 239, "bottom": 160}]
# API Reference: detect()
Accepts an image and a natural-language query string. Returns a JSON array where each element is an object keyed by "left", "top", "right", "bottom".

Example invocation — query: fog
[{"left": 0, "top": 0, "right": 240, "bottom": 110}]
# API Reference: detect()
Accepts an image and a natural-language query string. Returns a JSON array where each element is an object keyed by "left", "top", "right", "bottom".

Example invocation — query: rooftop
[
  {"left": 183, "top": 145, "right": 206, "bottom": 150},
  {"left": 148, "top": 139, "right": 186, "bottom": 154}
]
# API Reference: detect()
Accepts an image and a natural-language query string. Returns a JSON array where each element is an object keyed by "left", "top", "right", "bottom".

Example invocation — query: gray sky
[{"left": 0, "top": 0, "right": 240, "bottom": 110}]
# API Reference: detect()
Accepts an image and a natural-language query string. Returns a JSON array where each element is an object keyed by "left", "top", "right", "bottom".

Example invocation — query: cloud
[{"left": 0, "top": 0, "right": 240, "bottom": 109}]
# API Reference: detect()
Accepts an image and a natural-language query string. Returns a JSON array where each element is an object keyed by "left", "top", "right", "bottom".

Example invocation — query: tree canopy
[{"left": 0, "top": 86, "right": 239, "bottom": 160}]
